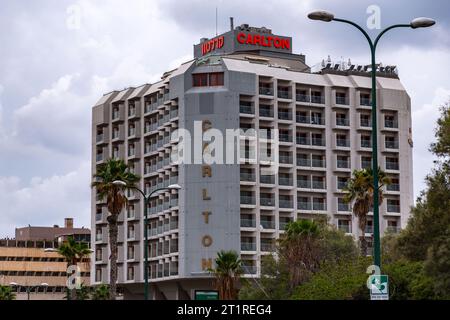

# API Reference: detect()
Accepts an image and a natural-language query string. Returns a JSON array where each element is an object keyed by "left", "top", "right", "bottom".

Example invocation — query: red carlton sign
[
  {"left": 201, "top": 36, "right": 224, "bottom": 55},
  {"left": 236, "top": 32, "right": 290, "bottom": 50}
]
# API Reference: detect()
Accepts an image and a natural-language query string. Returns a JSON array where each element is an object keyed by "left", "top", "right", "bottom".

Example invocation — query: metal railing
[
  {"left": 240, "top": 105, "right": 254, "bottom": 114},
  {"left": 240, "top": 196, "right": 256, "bottom": 205},
  {"left": 240, "top": 219, "right": 256, "bottom": 228},
  {"left": 240, "top": 172, "right": 256, "bottom": 182},
  {"left": 336, "top": 96, "right": 349, "bottom": 105},
  {"left": 360, "top": 97, "right": 371, "bottom": 106},
  {"left": 279, "top": 199, "right": 293, "bottom": 208},
  {"left": 259, "top": 87, "right": 273, "bottom": 96},
  {"left": 241, "top": 243, "right": 256, "bottom": 251}
]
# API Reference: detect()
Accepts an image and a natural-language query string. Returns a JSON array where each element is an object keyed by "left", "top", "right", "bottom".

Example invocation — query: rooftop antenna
[{"left": 215, "top": 7, "right": 218, "bottom": 36}]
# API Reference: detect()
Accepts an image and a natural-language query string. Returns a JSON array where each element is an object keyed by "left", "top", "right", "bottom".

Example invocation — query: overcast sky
[{"left": 0, "top": 0, "right": 449, "bottom": 237}]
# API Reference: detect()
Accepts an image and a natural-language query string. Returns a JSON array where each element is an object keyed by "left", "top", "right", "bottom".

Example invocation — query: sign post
[
  {"left": 369, "top": 275, "right": 389, "bottom": 300},
  {"left": 194, "top": 290, "right": 219, "bottom": 300}
]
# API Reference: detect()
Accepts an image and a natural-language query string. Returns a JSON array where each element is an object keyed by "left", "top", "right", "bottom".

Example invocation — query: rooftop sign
[{"left": 194, "top": 26, "right": 292, "bottom": 58}]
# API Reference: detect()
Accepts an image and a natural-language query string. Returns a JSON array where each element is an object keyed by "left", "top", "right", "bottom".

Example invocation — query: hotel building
[{"left": 91, "top": 23, "right": 413, "bottom": 299}]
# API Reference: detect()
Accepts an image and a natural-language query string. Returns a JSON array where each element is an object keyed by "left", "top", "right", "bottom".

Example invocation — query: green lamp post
[
  {"left": 307, "top": 10, "right": 435, "bottom": 269},
  {"left": 113, "top": 180, "right": 181, "bottom": 300}
]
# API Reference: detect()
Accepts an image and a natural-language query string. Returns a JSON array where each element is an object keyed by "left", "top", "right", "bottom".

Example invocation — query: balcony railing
[
  {"left": 360, "top": 119, "right": 371, "bottom": 127},
  {"left": 241, "top": 219, "right": 256, "bottom": 228},
  {"left": 337, "top": 160, "right": 350, "bottom": 168},
  {"left": 312, "top": 180, "right": 325, "bottom": 189},
  {"left": 311, "top": 95, "right": 325, "bottom": 104},
  {"left": 361, "top": 140, "right": 372, "bottom": 148},
  {"left": 361, "top": 161, "right": 372, "bottom": 169},
  {"left": 278, "top": 111, "right": 292, "bottom": 121},
  {"left": 240, "top": 196, "right": 256, "bottom": 205},
  {"left": 338, "top": 225, "right": 351, "bottom": 233},
  {"left": 311, "top": 138, "right": 325, "bottom": 146},
  {"left": 298, "top": 202, "right": 312, "bottom": 210},
  {"left": 279, "top": 199, "right": 293, "bottom": 208},
  {"left": 297, "top": 158, "right": 311, "bottom": 167},
  {"left": 240, "top": 172, "right": 256, "bottom": 182},
  {"left": 385, "top": 119, "right": 398, "bottom": 128},
  {"left": 296, "top": 94, "right": 310, "bottom": 102},
  {"left": 313, "top": 202, "right": 326, "bottom": 211},
  {"left": 241, "top": 242, "right": 256, "bottom": 251},
  {"left": 360, "top": 97, "right": 371, "bottom": 106},
  {"left": 277, "top": 90, "right": 290, "bottom": 99},
  {"left": 279, "top": 177, "right": 293, "bottom": 186},
  {"left": 338, "top": 203, "right": 350, "bottom": 211},
  {"left": 259, "top": 108, "right": 273, "bottom": 117},
  {"left": 261, "top": 243, "right": 275, "bottom": 252},
  {"left": 296, "top": 115, "right": 324, "bottom": 125},
  {"left": 385, "top": 141, "right": 399, "bottom": 149},
  {"left": 261, "top": 220, "right": 275, "bottom": 229},
  {"left": 96, "top": 154, "right": 103, "bottom": 162},
  {"left": 336, "top": 139, "right": 350, "bottom": 147},
  {"left": 387, "top": 184, "right": 400, "bottom": 191},
  {"left": 386, "top": 226, "right": 400, "bottom": 233},
  {"left": 387, "top": 204, "right": 400, "bottom": 212},
  {"left": 386, "top": 162, "right": 399, "bottom": 170},
  {"left": 336, "top": 118, "right": 349, "bottom": 126},
  {"left": 240, "top": 105, "right": 254, "bottom": 115},
  {"left": 296, "top": 137, "right": 310, "bottom": 145},
  {"left": 260, "top": 175, "right": 275, "bottom": 184},
  {"left": 297, "top": 179, "right": 311, "bottom": 189},
  {"left": 312, "top": 158, "right": 325, "bottom": 168},
  {"left": 336, "top": 96, "right": 349, "bottom": 105},
  {"left": 260, "top": 198, "right": 275, "bottom": 206},
  {"left": 243, "top": 265, "right": 257, "bottom": 274},
  {"left": 279, "top": 134, "right": 293, "bottom": 143},
  {"left": 96, "top": 134, "right": 103, "bottom": 142},
  {"left": 279, "top": 155, "right": 293, "bottom": 164},
  {"left": 259, "top": 87, "right": 273, "bottom": 96}
]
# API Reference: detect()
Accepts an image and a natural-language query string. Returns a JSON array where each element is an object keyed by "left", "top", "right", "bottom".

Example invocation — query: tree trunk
[
  {"left": 359, "top": 236, "right": 368, "bottom": 257},
  {"left": 108, "top": 215, "right": 118, "bottom": 300}
]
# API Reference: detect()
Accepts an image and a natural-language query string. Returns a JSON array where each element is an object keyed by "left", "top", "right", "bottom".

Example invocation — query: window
[
  {"left": 95, "top": 248, "right": 102, "bottom": 261},
  {"left": 193, "top": 73, "right": 208, "bottom": 87},
  {"left": 95, "top": 268, "right": 102, "bottom": 282},
  {"left": 193, "top": 72, "right": 224, "bottom": 87},
  {"left": 338, "top": 219, "right": 351, "bottom": 233},
  {"left": 127, "top": 245, "right": 135, "bottom": 260},
  {"left": 209, "top": 72, "right": 224, "bottom": 86},
  {"left": 127, "top": 266, "right": 134, "bottom": 280}
]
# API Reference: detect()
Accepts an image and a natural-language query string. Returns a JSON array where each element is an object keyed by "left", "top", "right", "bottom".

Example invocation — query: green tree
[
  {"left": 0, "top": 285, "right": 16, "bottom": 300},
  {"left": 91, "top": 284, "right": 110, "bottom": 300},
  {"left": 343, "top": 168, "right": 390, "bottom": 256},
  {"left": 91, "top": 158, "right": 140, "bottom": 299},
  {"left": 57, "top": 237, "right": 92, "bottom": 300},
  {"left": 291, "top": 257, "right": 370, "bottom": 300},
  {"left": 278, "top": 220, "right": 321, "bottom": 289},
  {"left": 209, "top": 250, "right": 242, "bottom": 300}
]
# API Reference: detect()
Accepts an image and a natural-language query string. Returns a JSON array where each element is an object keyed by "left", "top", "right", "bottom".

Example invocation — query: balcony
[
  {"left": 338, "top": 203, "right": 350, "bottom": 212},
  {"left": 297, "top": 179, "right": 311, "bottom": 189},
  {"left": 365, "top": 225, "right": 374, "bottom": 234},
  {"left": 312, "top": 180, "right": 326, "bottom": 190},
  {"left": 384, "top": 119, "right": 398, "bottom": 129},
  {"left": 240, "top": 172, "right": 256, "bottom": 182},
  {"left": 298, "top": 201, "right": 311, "bottom": 210},
  {"left": 311, "top": 95, "right": 325, "bottom": 104},
  {"left": 311, "top": 137, "right": 325, "bottom": 147},
  {"left": 296, "top": 94, "right": 310, "bottom": 103},
  {"left": 336, "top": 118, "right": 349, "bottom": 126},
  {"left": 337, "top": 160, "right": 350, "bottom": 169},
  {"left": 361, "top": 140, "right": 372, "bottom": 148},
  {"left": 260, "top": 198, "right": 275, "bottom": 207},
  {"left": 261, "top": 242, "right": 275, "bottom": 252},
  {"left": 387, "top": 183, "right": 400, "bottom": 192},
  {"left": 241, "top": 242, "right": 256, "bottom": 251},
  {"left": 277, "top": 90, "right": 291, "bottom": 99},
  {"left": 296, "top": 115, "right": 325, "bottom": 126},
  {"left": 241, "top": 219, "right": 256, "bottom": 228},
  {"left": 279, "top": 155, "right": 293, "bottom": 164},
  {"left": 360, "top": 97, "right": 371, "bottom": 106},
  {"left": 386, "top": 162, "right": 399, "bottom": 171},
  {"left": 336, "top": 96, "right": 349, "bottom": 105},
  {"left": 296, "top": 136, "right": 310, "bottom": 146},
  {"left": 259, "top": 107, "right": 273, "bottom": 118},
  {"left": 260, "top": 175, "right": 275, "bottom": 184},
  {"left": 361, "top": 160, "right": 372, "bottom": 169},
  {"left": 240, "top": 196, "right": 256, "bottom": 205},
  {"left": 240, "top": 105, "right": 254, "bottom": 115},
  {"left": 243, "top": 265, "right": 257, "bottom": 274},
  {"left": 260, "top": 220, "right": 275, "bottom": 229},
  {"left": 336, "top": 138, "right": 350, "bottom": 148},
  {"left": 338, "top": 224, "right": 351, "bottom": 233},
  {"left": 259, "top": 87, "right": 273, "bottom": 96},
  {"left": 279, "top": 134, "right": 293, "bottom": 143},
  {"left": 387, "top": 204, "right": 400, "bottom": 213},
  {"left": 386, "top": 226, "right": 401, "bottom": 233},
  {"left": 313, "top": 202, "right": 326, "bottom": 211},
  {"left": 385, "top": 140, "right": 399, "bottom": 149},
  {"left": 279, "top": 177, "right": 293, "bottom": 186},
  {"left": 278, "top": 110, "right": 292, "bottom": 121},
  {"left": 96, "top": 134, "right": 104, "bottom": 143},
  {"left": 337, "top": 180, "right": 348, "bottom": 190},
  {"left": 360, "top": 119, "right": 371, "bottom": 127},
  {"left": 279, "top": 199, "right": 293, "bottom": 209},
  {"left": 312, "top": 158, "right": 325, "bottom": 168},
  {"left": 96, "top": 154, "right": 104, "bottom": 162}
]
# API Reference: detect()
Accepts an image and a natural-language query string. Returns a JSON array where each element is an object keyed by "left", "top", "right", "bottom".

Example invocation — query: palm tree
[
  {"left": 91, "top": 158, "right": 139, "bottom": 299},
  {"left": 278, "top": 219, "right": 321, "bottom": 290},
  {"left": 57, "top": 237, "right": 92, "bottom": 300},
  {"left": 343, "top": 167, "right": 391, "bottom": 256},
  {"left": 209, "top": 250, "right": 243, "bottom": 300},
  {"left": 0, "top": 285, "right": 16, "bottom": 300},
  {"left": 91, "top": 284, "right": 110, "bottom": 300}
]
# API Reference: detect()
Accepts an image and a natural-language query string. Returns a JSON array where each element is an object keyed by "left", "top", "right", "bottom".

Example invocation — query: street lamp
[
  {"left": 308, "top": 10, "right": 435, "bottom": 270},
  {"left": 10, "top": 282, "right": 49, "bottom": 300},
  {"left": 112, "top": 180, "right": 181, "bottom": 300}
]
